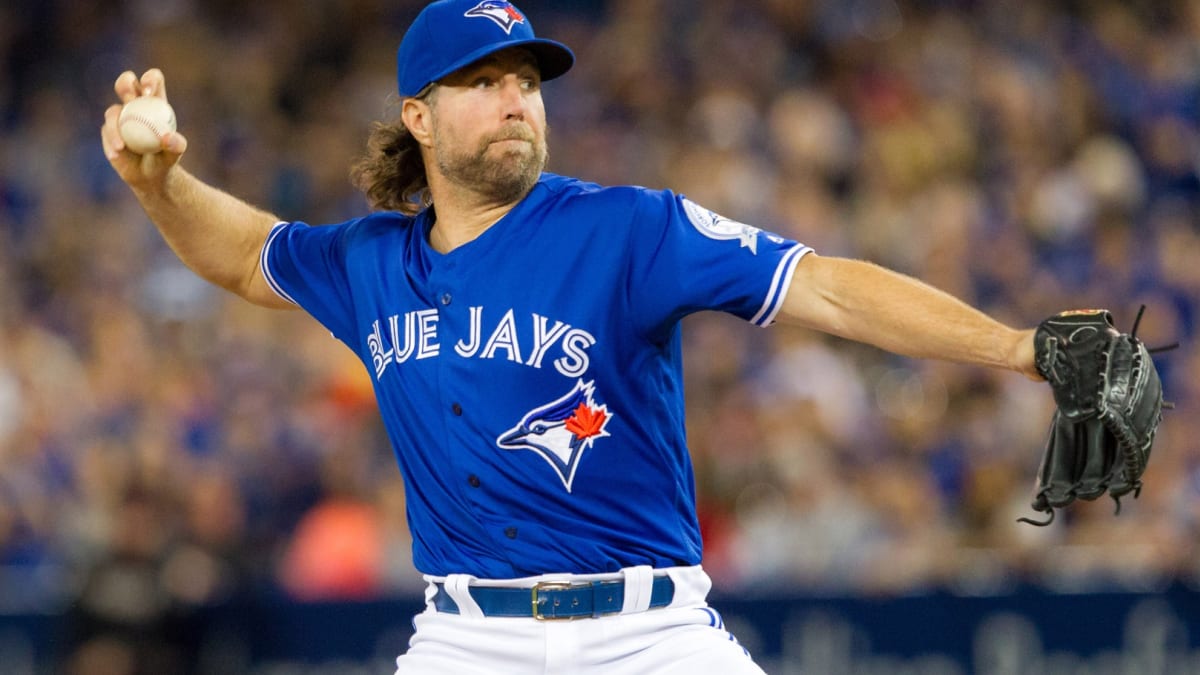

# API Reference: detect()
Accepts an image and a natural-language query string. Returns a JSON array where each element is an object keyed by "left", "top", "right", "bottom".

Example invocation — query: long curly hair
[
  {"left": 350, "top": 89, "right": 436, "bottom": 215},
  {"left": 349, "top": 121, "right": 428, "bottom": 215}
]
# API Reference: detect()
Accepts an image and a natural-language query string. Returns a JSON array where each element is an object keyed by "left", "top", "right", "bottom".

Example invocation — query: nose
[{"left": 499, "top": 76, "right": 528, "bottom": 120}]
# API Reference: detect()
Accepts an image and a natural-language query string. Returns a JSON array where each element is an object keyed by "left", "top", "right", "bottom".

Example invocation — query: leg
[
  {"left": 580, "top": 606, "right": 767, "bottom": 675},
  {"left": 394, "top": 610, "right": 542, "bottom": 675}
]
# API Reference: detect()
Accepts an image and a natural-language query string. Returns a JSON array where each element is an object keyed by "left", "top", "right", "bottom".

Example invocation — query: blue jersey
[{"left": 261, "top": 173, "right": 811, "bottom": 579}]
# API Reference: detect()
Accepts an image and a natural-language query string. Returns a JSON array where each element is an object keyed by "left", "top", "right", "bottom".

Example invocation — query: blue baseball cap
[{"left": 397, "top": 0, "right": 575, "bottom": 97}]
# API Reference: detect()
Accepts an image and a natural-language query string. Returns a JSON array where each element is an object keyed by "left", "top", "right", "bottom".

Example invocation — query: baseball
[{"left": 118, "top": 96, "right": 176, "bottom": 155}]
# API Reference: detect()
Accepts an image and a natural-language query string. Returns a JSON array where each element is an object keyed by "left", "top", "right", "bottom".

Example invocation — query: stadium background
[{"left": 0, "top": 0, "right": 1198, "bottom": 672}]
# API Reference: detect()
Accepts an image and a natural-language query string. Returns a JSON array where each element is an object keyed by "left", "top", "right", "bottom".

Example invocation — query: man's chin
[
  {"left": 440, "top": 148, "right": 546, "bottom": 201},
  {"left": 486, "top": 143, "right": 536, "bottom": 164},
  {"left": 467, "top": 164, "right": 542, "bottom": 202}
]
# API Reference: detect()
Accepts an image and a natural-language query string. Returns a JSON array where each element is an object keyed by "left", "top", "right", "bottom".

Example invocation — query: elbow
[
  {"left": 235, "top": 267, "right": 296, "bottom": 310},
  {"left": 778, "top": 254, "right": 852, "bottom": 335}
]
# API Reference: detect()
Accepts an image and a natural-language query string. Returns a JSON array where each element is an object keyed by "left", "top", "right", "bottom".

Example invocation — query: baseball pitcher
[{"left": 100, "top": 1, "right": 1167, "bottom": 672}]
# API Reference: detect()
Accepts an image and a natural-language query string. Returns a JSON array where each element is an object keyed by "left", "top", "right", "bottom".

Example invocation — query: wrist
[
  {"left": 1010, "top": 328, "right": 1042, "bottom": 380},
  {"left": 130, "top": 163, "right": 183, "bottom": 203}
]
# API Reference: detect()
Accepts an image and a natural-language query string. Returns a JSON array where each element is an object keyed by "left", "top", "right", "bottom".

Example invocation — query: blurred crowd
[{"left": 2, "top": 0, "right": 1200, "bottom": 665}]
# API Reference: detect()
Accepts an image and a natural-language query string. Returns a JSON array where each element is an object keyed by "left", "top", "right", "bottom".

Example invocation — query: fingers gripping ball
[{"left": 118, "top": 96, "right": 176, "bottom": 155}]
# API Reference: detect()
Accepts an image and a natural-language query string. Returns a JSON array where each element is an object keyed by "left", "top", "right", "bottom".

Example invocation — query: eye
[
  {"left": 471, "top": 77, "right": 495, "bottom": 89},
  {"left": 531, "top": 423, "right": 547, "bottom": 433}
]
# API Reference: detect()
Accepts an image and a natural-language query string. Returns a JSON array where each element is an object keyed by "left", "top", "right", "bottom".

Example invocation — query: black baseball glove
[{"left": 1018, "top": 308, "right": 1172, "bottom": 526}]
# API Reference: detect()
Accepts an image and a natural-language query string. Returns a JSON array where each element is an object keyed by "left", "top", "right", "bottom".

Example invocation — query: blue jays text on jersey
[
  {"left": 364, "top": 306, "right": 597, "bottom": 379},
  {"left": 261, "top": 173, "right": 812, "bottom": 579}
]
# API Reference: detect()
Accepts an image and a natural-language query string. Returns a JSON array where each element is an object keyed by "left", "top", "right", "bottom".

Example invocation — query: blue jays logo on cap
[
  {"left": 464, "top": 1, "right": 526, "bottom": 35},
  {"left": 497, "top": 380, "right": 613, "bottom": 492},
  {"left": 396, "top": 0, "right": 574, "bottom": 97}
]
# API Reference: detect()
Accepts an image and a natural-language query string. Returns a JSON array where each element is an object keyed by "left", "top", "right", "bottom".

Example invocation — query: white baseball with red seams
[{"left": 118, "top": 96, "right": 176, "bottom": 155}]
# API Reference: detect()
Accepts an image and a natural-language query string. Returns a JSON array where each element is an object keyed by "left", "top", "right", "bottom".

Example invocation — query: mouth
[
  {"left": 486, "top": 138, "right": 535, "bottom": 159},
  {"left": 491, "top": 137, "right": 533, "bottom": 146},
  {"left": 490, "top": 125, "right": 536, "bottom": 145}
]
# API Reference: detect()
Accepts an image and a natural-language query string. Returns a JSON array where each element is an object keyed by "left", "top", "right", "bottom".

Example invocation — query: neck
[{"left": 425, "top": 173, "right": 532, "bottom": 254}]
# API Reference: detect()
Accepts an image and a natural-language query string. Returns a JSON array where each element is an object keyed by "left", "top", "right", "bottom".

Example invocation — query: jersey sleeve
[
  {"left": 627, "top": 191, "right": 812, "bottom": 336},
  {"left": 260, "top": 220, "right": 357, "bottom": 342}
]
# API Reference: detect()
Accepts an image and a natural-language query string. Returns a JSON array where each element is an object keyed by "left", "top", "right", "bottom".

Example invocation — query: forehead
[{"left": 446, "top": 47, "right": 539, "bottom": 80}]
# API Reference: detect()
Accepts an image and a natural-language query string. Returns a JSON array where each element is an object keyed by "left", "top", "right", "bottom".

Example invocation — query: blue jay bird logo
[
  {"left": 497, "top": 380, "right": 613, "bottom": 492},
  {"left": 464, "top": 1, "right": 527, "bottom": 34}
]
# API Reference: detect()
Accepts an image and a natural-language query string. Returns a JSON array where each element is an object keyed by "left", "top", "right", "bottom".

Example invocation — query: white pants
[{"left": 394, "top": 566, "right": 765, "bottom": 675}]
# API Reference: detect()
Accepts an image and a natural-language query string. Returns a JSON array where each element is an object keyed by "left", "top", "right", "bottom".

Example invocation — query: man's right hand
[{"left": 101, "top": 68, "right": 188, "bottom": 190}]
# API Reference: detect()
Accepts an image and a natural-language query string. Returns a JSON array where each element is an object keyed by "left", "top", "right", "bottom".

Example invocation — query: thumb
[
  {"left": 139, "top": 131, "right": 187, "bottom": 175},
  {"left": 163, "top": 130, "right": 188, "bottom": 155}
]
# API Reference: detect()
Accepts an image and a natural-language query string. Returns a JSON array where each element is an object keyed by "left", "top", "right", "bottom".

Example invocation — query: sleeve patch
[{"left": 681, "top": 198, "right": 768, "bottom": 254}]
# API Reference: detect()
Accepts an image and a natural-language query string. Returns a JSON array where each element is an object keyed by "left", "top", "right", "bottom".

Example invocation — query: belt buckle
[{"left": 531, "top": 581, "right": 580, "bottom": 621}]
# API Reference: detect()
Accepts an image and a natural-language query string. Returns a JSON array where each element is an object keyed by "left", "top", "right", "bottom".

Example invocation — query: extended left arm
[{"left": 780, "top": 254, "right": 1040, "bottom": 378}]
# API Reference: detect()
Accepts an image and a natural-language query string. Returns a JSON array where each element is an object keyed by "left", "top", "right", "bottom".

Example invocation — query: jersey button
[
  {"left": 451, "top": 403, "right": 463, "bottom": 416},
  {"left": 504, "top": 527, "right": 518, "bottom": 539},
  {"left": 468, "top": 475, "right": 481, "bottom": 488},
  {"left": 440, "top": 293, "right": 452, "bottom": 305}
]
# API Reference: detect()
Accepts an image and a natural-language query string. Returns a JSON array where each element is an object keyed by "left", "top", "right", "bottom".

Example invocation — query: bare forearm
[
  {"left": 132, "top": 166, "right": 285, "bottom": 306},
  {"left": 101, "top": 69, "right": 287, "bottom": 308},
  {"left": 781, "top": 255, "right": 1037, "bottom": 376}
]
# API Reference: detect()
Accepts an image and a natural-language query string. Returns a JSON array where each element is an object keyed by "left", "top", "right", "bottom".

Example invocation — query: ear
[{"left": 402, "top": 97, "right": 434, "bottom": 148}]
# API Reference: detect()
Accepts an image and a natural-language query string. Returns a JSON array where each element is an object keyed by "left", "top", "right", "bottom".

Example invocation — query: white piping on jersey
[
  {"left": 260, "top": 222, "right": 298, "bottom": 305},
  {"left": 750, "top": 243, "right": 810, "bottom": 327}
]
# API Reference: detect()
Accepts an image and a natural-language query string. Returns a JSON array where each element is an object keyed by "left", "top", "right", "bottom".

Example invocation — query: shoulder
[
  {"left": 275, "top": 212, "right": 418, "bottom": 263},
  {"left": 286, "top": 211, "right": 414, "bottom": 234},
  {"left": 341, "top": 211, "right": 416, "bottom": 238},
  {"left": 534, "top": 173, "right": 677, "bottom": 215},
  {"left": 306, "top": 211, "right": 417, "bottom": 250}
]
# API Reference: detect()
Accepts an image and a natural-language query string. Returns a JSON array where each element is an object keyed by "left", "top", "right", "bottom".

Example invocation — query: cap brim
[
  {"left": 425, "top": 38, "right": 575, "bottom": 91},
  {"left": 521, "top": 39, "right": 575, "bottom": 82}
]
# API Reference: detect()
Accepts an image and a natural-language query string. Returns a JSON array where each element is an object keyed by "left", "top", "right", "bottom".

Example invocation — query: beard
[{"left": 433, "top": 122, "right": 549, "bottom": 204}]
